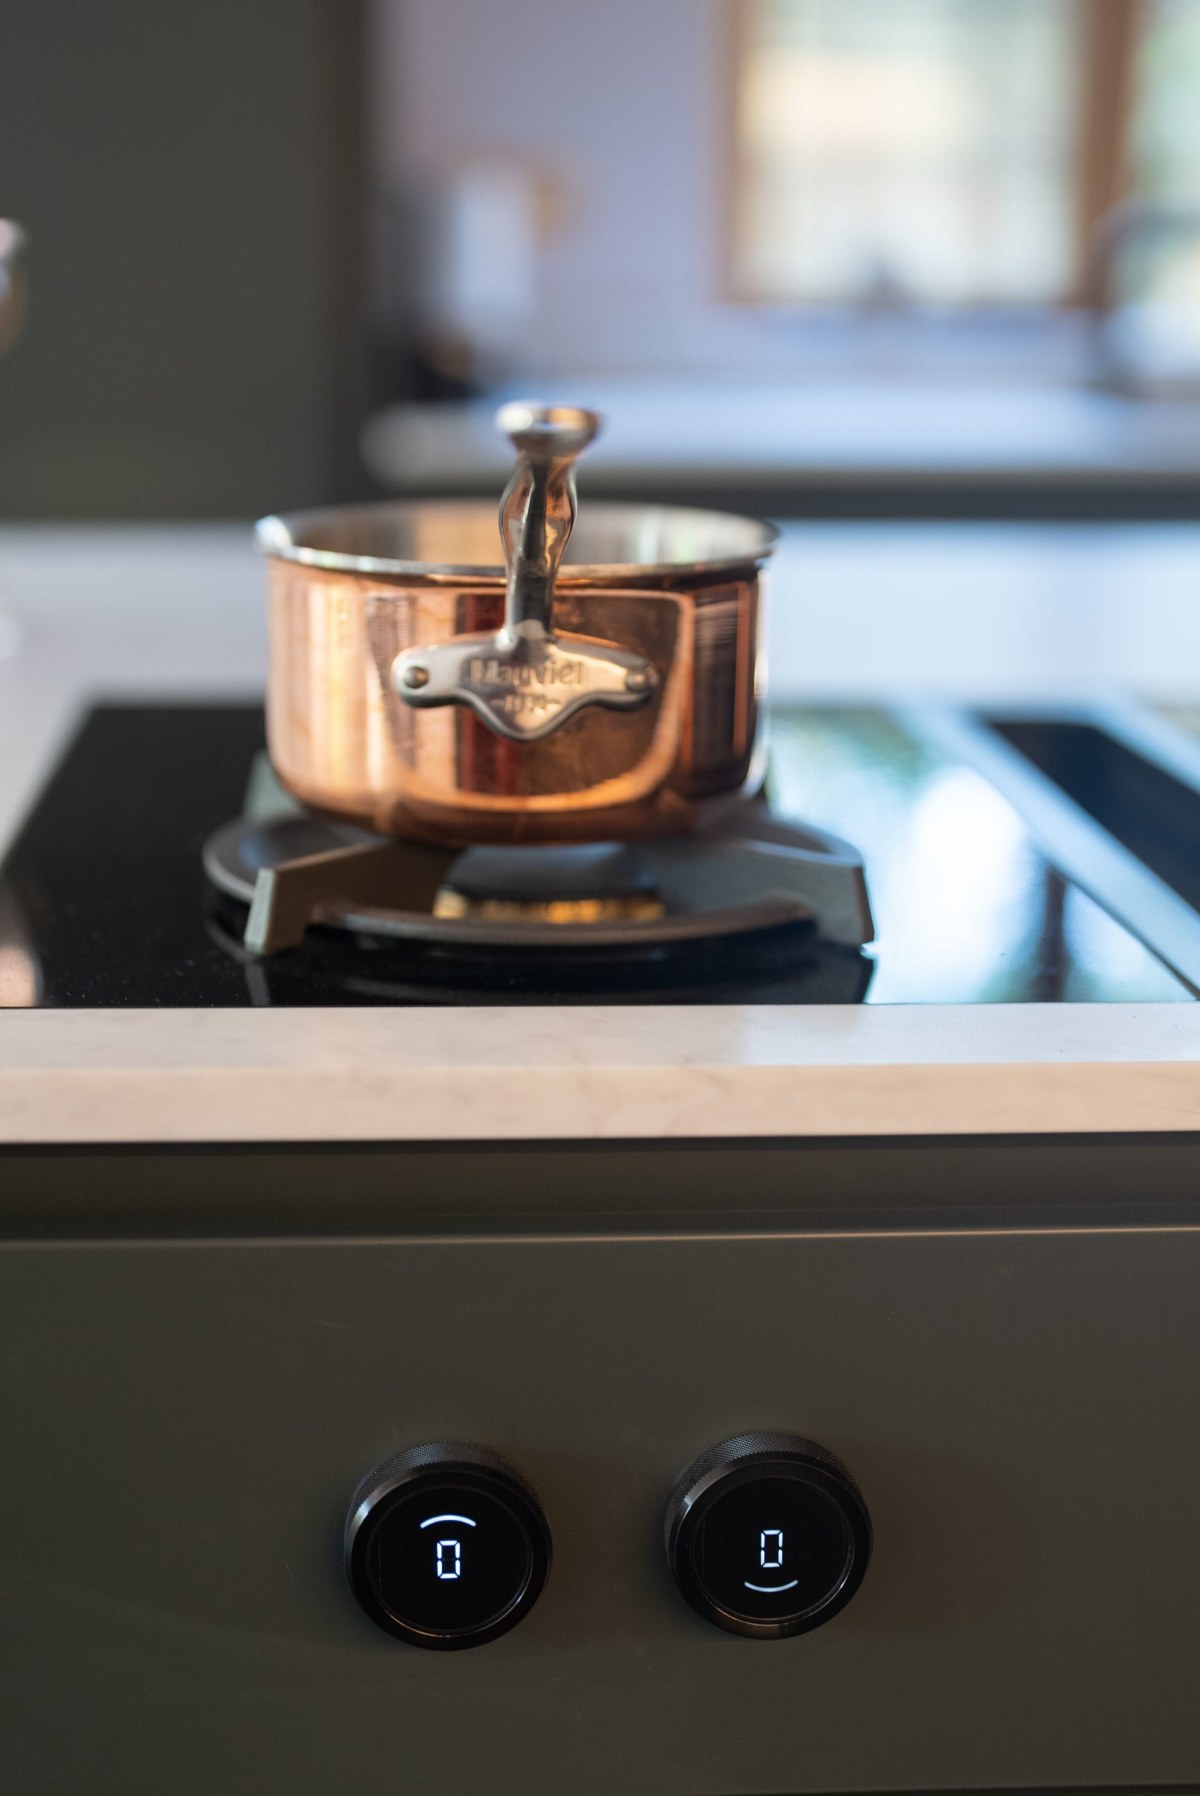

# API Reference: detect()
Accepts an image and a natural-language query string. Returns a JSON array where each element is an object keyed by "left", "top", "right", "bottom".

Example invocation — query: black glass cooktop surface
[{"left": 0, "top": 703, "right": 1191, "bottom": 1007}]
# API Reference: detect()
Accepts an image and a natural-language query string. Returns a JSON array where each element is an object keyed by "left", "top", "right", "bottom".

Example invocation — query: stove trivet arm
[{"left": 243, "top": 839, "right": 456, "bottom": 955}]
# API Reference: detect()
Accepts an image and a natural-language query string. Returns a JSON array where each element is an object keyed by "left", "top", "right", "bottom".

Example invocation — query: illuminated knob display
[
  {"left": 665, "top": 1434, "right": 871, "bottom": 1639},
  {"left": 345, "top": 1443, "right": 551, "bottom": 1649}
]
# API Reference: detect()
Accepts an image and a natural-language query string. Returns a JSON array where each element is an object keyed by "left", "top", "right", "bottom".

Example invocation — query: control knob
[
  {"left": 665, "top": 1433, "right": 871, "bottom": 1638},
  {"left": 346, "top": 1442, "right": 551, "bottom": 1649}
]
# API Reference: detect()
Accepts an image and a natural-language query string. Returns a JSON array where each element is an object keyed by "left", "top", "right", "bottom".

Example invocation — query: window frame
[{"left": 722, "top": 0, "right": 1149, "bottom": 312}]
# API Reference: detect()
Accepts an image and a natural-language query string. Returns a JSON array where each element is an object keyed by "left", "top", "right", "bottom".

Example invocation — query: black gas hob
[
  {"left": 0, "top": 700, "right": 1194, "bottom": 1008},
  {"left": 0, "top": 700, "right": 1192, "bottom": 1012}
]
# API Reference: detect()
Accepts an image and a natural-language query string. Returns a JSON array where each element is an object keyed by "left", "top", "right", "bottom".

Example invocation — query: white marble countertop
[
  {"left": 0, "top": 524, "right": 264, "bottom": 852},
  {"left": 1, "top": 519, "right": 1199, "bottom": 1144},
  {"left": 1, "top": 1004, "right": 1198, "bottom": 1144}
]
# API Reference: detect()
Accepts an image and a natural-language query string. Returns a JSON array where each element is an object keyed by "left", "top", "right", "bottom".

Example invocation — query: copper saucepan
[{"left": 257, "top": 404, "right": 778, "bottom": 845}]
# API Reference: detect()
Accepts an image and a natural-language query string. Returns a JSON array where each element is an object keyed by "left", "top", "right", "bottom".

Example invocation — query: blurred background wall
[
  {"left": 0, "top": 0, "right": 369, "bottom": 517},
  {"left": 371, "top": 0, "right": 1200, "bottom": 382},
  {"left": 1, "top": 0, "right": 1198, "bottom": 520},
  {"left": 370, "top": 0, "right": 730, "bottom": 382}
]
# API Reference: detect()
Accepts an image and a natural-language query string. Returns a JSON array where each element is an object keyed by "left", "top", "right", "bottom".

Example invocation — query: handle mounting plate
[{"left": 393, "top": 629, "right": 657, "bottom": 743}]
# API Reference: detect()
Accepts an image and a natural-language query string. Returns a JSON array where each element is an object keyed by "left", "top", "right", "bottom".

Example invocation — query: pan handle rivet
[
  {"left": 625, "top": 666, "right": 655, "bottom": 695},
  {"left": 401, "top": 664, "right": 430, "bottom": 690}
]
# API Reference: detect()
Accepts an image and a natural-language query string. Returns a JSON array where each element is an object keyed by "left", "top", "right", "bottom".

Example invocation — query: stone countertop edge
[{"left": 0, "top": 1004, "right": 1197, "bottom": 1142}]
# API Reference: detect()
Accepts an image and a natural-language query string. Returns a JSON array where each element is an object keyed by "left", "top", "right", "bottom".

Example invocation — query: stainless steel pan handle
[{"left": 392, "top": 403, "right": 657, "bottom": 742}]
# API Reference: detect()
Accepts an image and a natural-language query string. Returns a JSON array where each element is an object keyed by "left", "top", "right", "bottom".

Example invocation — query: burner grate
[{"left": 202, "top": 757, "right": 875, "bottom": 964}]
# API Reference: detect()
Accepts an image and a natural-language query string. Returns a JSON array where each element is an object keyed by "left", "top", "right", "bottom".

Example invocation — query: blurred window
[
  {"left": 730, "top": 0, "right": 1200, "bottom": 309},
  {"left": 1134, "top": 0, "right": 1200, "bottom": 201}
]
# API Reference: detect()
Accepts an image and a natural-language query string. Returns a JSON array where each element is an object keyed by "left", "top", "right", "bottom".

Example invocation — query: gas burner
[{"left": 202, "top": 757, "right": 875, "bottom": 969}]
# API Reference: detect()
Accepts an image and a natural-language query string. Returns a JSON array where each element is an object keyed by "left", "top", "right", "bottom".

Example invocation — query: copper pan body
[{"left": 258, "top": 500, "right": 777, "bottom": 846}]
